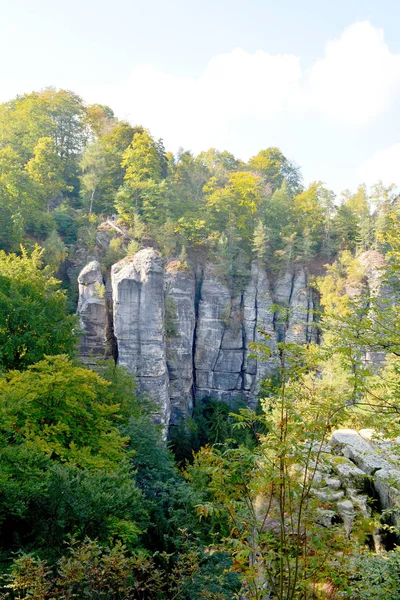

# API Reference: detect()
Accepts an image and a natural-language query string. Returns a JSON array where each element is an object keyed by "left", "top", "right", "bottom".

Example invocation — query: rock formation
[
  {"left": 165, "top": 262, "right": 196, "bottom": 424},
  {"left": 77, "top": 260, "right": 112, "bottom": 363},
  {"left": 111, "top": 249, "right": 170, "bottom": 426},
  {"left": 78, "top": 250, "right": 319, "bottom": 426},
  {"left": 330, "top": 428, "right": 400, "bottom": 530}
]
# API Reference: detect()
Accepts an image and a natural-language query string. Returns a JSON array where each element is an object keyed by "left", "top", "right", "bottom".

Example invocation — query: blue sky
[{"left": 1, "top": 0, "right": 400, "bottom": 195}]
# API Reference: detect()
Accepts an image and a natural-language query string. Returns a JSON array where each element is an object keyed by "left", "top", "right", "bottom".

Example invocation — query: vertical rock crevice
[
  {"left": 191, "top": 265, "right": 203, "bottom": 409},
  {"left": 165, "top": 262, "right": 196, "bottom": 424}
]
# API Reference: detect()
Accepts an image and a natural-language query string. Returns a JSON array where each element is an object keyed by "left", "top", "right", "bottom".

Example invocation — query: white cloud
[
  {"left": 85, "top": 20, "right": 400, "bottom": 154},
  {"left": 358, "top": 144, "right": 400, "bottom": 187},
  {"left": 305, "top": 21, "right": 400, "bottom": 125},
  {"left": 88, "top": 49, "right": 302, "bottom": 152}
]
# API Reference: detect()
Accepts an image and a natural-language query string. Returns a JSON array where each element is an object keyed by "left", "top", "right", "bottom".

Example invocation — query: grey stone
[
  {"left": 77, "top": 261, "right": 112, "bottom": 363},
  {"left": 316, "top": 509, "right": 336, "bottom": 527},
  {"left": 165, "top": 264, "right": 196, "bottom": 424},
  {"left": 332, "top": 459, "right": 368, "bottom": 492},
  {"left": 330, "top": 429, "right": 390, "bottom": 475},
  {"left": 337, "top": 500, "right": 355, "bottom": 538},
  {"left": 111, "top": 249, "right": 170, "bottom": 426},
  {"left": 313, "top": 488, "right": 345, "bottom": 503},
  {"left": 325, "top": 478, "right": 342, "bottom": 491},
  {"left": 330, "top": 428, "right": 400, "bottom": 527}
]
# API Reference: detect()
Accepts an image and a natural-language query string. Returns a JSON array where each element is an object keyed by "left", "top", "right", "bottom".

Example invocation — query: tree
[
  {"left": 0, "top": 145, "right": 48, "bottom": 247},
  {"left": 116, "top": 130, "right": 165, "bottom": 220},
  {"left": 85, "top": 103, "right": 115, "bottom": 137},
  {"left": 342, "top": 185, "right": 374, "bottom": 250},
  {"left": 42, "top": 229, "right": 68, "bottom": 270},
  {"left": 252, "top": 220, "right": 270, "bottom": 264},
  {"left": 0, "top": 89, "right": 87, "bottom": 195},
  {"left": 123, "top": 130, "right": 162, "bottom": 186},
  {"left": 80, "top": 138, "right": 108, "bottom": 214},
  {"left": 248, "top": 147, "right": 302, "bottom": 194},
  {"left": 205, "top": 171, "right": 263, "bottom": 242},
  {"left": 26, "top": 137, "right": 70, "bottom": 208},
  {"left": 198, "top": 148, "right": 240, "bottom": 176},
  {"left": 188, "top": 333, "right": 357, "bottom": 599},
  {"left": 0, "top": 356, "right": 146, "bottom": 559},
  {"left": 331, "top": 204, "right": 359, "bottom": 252},
  {"left": 293, "top": 182, "right": 332, "bottom": 256},
  {"left": 0, "top": 355, "right": 127, "bottom": 468},
  {"left": 0, "top": 247, "right": 77, "bottom": 371},
  {"left": 80, "top": 121, "right": 137, "bottom": 214}
]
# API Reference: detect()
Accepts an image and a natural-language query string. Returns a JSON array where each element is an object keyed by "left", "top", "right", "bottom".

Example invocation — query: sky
[{"left": 1, "top": 0, "right": 400, "bottom": 195}]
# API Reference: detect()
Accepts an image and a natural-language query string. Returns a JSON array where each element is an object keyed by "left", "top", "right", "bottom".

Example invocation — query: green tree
[
  {"left": 253, "top": 219, "right": 270, "bottom": 264},
  {"left": 116, "top": 130, "right": 166, "bottom": 220},
  {"left": 0, "top": 247, "right": 77, "bottom": 370},
  {"left": 187, "top": 334, "right": 363, "bottom": 599},
  {"left": 331, "top": 204, "right": 359, "bottom": 252},
  {"left": 0, "top": 146, "right": 47, "bottom": 247},
  {"left": 85, "top": 102, "right": 115, "bottom": 137},
  {"left": 80, "top": 121, "right": 137, "bottom": 214},
  {"left": 248, "top": 147, "right": 302, "bottom": 193},
  {"left": 0, "top": 88, "right": 87, "bottom": 195},
  {"left": 206, "top": 171, "right": 263, "bottom": 242},
  {"left": 343, "top": 185, "right": 374, "bottom": 250},
  {"left": 26, "top": 137, "right": 70, "bottom": 209},
  {"left": 42, "top": 229, "right": 68, "bottom": 271},
  {"left": 0, "top": 356, "right": 146, "bottom": 560},
  {"left": 293, "top": 181, "right": 332, "bottom": 257},
  {"left": 0, "top": 355, "right": 128, "bottom": 469}
]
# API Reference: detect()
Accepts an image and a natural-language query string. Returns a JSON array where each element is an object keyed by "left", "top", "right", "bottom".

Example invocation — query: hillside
[{"left": 1, "top": 88, "right": 400, "bottom": 599}]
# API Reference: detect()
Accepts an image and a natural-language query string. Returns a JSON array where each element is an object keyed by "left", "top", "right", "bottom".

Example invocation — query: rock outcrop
[
  {"left": 165, "top": 262, "right": 196, "bottom": 424},
  {"left": 77, "top": 261, "right": 112, "bottom": 363},
  {"left": 194, "top": 264, "right": 240, "bottom": 404},
  {"left": 77, "top": 251, "right": 319, "bottom": 426},
  {"left": 330, "top": 428, "right": 400, "bottom": 529},
  {"left": 111, "top": 249, "right": 170, "bottom": 426}
]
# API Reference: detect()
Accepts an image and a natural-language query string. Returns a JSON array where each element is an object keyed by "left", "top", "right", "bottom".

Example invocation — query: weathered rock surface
[
  {"left": 111, "top": 249, "right": 170, "bottom": 426},
  {"left": 77, "top": 261, "right": 112, "bottom": 363},
  {"left": 330, "top": 428, "right": 400, "bottom": 528},
  {"left": 194, "top": 264, "right": 240, "bottom": 404},
  {"left": 330, "top": 429, "right": 390, "bottom": 475},
  {"left": 243, "top": 263, "right": 276, "bottom": 403},
  {"left": 78, "top": 253, "right": 321, "bottom": 423},
  {"left": 165, "top": 263, "right": 196, "bottom": 424}
]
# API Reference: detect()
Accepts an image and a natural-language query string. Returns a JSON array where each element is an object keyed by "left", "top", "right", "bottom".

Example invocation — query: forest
[{"left": 1, "top": 87, "right": 400, "bottom": 599}]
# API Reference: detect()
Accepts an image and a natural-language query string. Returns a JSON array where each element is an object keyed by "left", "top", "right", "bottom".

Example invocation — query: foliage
[
  {"left": 0, "top": 248, "right": 77, "bottom": 371},
  {"left": 170, "top": 397, "right": 259, "bottom": 466},
  {"left": 0, "top": 355, "right": 148, "bottom": 564},
  {"left": 2, "top": 85, "right": 400, "bottom": 599},
  {"left": 248, "top": 147, "right": 302, "bottom": 194},
  {"left": 185, "top": 325, "right": 384, "bottom": 599},
  {"left": 338, "top": 549, "right": 400, "bottom": 599}
]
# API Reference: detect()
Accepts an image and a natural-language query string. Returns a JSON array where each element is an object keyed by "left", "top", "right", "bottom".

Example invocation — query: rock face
[
  {"left": 243, "top": 263, "right": 276, "bottom": 403},
  {"left": 330, "top": 429, "right": 400, "bottom": 529},
  {"left": 111, "top": 249, "right": 170, "bottom": 426},
  {"left": 165, "top": 263, "right": 196, "bottom": 424},
  {"left": 78, "top": 251, "right": 319, "bottom": 426},
  {"left": 77, "top": 261, "right": 112, "bottom": 363},
  {"left": 194, "top": 264, "right": 239, "bottom": 404}
]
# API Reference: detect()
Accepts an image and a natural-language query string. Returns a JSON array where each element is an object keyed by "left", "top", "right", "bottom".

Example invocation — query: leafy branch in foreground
[{"left": 187, "top": 330, "right": 360, "bottom": 599}]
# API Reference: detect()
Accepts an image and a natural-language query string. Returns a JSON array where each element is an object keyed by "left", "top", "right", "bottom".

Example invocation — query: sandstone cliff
[
  {"left": 78, "top": 249, "right": 319, "bottom": 426},
  {"left": 77, "top": 260, "right": 112, "bottom": 363},
  {"left": 111, "top": 249, "right": 170, "bottom": 426}
]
